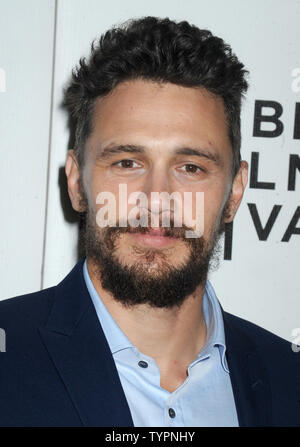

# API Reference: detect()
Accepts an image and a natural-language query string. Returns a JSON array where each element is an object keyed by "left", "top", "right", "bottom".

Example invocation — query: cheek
[
  {"left": 200, "top": 186, "right": 229, "bottom": 237},
  {"left": 86, "top": 168, "right": 116, "bottom": 210},
  {"left": 88, "top": 177, "right": 140, "bottom": 228}
]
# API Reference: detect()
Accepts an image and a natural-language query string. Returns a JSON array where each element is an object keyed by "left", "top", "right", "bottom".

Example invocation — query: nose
[
  {"left": 143, "top": 160, "right": 170, "bottom": 206},
  {"left": 145, "top": 163, "right": 170, "bottom": 200},
  {"left": 140, "top": 163, "right": 180, "bottom": 227}
]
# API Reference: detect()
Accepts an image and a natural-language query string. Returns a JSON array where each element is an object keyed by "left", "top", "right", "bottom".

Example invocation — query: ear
[
  {"left": 223, "top": 160, "right": 248, "bottom": 223},
  {"left": 65, "top": 150, "right": 86, "bottom": 212}
]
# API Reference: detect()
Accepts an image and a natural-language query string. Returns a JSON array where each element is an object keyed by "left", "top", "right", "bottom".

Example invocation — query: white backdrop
[{"left": 0, "top": 0, "right": 299, "bottom": 342}]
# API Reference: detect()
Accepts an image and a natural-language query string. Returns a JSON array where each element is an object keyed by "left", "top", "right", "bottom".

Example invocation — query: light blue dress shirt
[{"left": 83, "top": 260, "right": 239, "bottom": 427}]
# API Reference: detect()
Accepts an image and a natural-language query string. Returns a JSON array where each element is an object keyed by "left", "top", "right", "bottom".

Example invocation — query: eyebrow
[
  {"left": 98, "top": 144, "right": 223, "bottom": 166},
  {"left": 98, "top": 144, "right": 145, "bottom": 159},
  {"left": 174, "top": 147, "right": 223, "bottom": 166}
]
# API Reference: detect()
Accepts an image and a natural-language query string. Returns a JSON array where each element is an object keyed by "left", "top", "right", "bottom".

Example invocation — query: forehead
[{"left": 88, "top": 79, "right": 232, "bottom": 159}]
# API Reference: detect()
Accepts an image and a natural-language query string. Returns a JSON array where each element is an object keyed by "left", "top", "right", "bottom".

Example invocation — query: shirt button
[
  {"left": 138, "top": 360, "right": 148, "bottom": 368},
  {"left": 168, "top": 408, "right": 176, "bottom": 418}
]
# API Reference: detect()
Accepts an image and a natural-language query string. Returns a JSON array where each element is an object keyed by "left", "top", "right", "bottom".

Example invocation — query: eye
[
  {"left": 114, "top": 159, "right": 139, "bottom": 169},
  {"left": 181, "top": 164, "right": 203, "bottom": 175}
]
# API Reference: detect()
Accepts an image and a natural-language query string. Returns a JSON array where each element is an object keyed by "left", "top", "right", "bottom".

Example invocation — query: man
[{"left": 0, "top": 16, "right": 299, "bottom": 427}]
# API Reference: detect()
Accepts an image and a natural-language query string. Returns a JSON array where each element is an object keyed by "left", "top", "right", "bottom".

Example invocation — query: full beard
[{"left": 82, "top": 207, "right": 224, "bottom": 309}]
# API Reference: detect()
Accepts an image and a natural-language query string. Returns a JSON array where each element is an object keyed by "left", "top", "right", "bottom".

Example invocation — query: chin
[{"left": 115, "top": 244, "right": 191, "bottom": 274}]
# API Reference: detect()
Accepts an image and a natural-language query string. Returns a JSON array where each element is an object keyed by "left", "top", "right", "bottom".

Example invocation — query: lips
[
  {"left": 129, "top": 228, "right": 177, "bottom": 248},
  {"left": 147, "top": 228, "right": 168, "bottom": 236}
]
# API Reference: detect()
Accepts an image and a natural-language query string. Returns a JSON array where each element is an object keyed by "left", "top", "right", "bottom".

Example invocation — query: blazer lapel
[
  {"left": 222, "top": 309, "right": 272, "bottom": 427},
  {"left": 38, "top": 259, "right": 134, "bottom": 427}
]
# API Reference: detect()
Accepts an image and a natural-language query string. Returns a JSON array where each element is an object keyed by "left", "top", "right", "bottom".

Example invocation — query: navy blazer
[{"left": 0, "top": 258, "right": 299, "bottom": 427}]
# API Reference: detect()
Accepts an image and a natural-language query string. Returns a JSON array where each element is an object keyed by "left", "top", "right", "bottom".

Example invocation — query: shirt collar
[
  {"left": 83, "top": 259, "right": 229, "bottom": 373},
  {"left": 199, "top": 280, "right": 229, "bottom": 372},
  {"left": 83, "top": 260, "right": 133, "bottom": 353}
]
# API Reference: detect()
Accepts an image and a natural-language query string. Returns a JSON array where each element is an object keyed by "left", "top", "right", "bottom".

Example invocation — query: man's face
[{"left": 66, "top": 79, "right": 247, "bottom": 308}]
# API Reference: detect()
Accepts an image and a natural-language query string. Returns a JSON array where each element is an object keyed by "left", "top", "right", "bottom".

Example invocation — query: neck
[{"left": 86, "top": 257, "right": 207, "bottom": 392}]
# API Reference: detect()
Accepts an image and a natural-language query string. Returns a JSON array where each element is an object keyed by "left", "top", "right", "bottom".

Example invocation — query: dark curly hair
[{"left": 64, "top": 16, "right": 248, "bottom": 178}]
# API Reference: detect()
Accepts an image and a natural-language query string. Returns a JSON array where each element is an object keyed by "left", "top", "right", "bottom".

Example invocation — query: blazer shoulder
[
  {"left": 0, "top": 286, "right": 56, "bottom": 331},
  {"left": 223, "top": 310, "right": 298, "bottom": 364}
]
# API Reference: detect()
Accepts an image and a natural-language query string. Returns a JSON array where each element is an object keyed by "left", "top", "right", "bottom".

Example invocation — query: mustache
[{"left": 101, "top": 220, "right": 195, "bottom": 240}]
